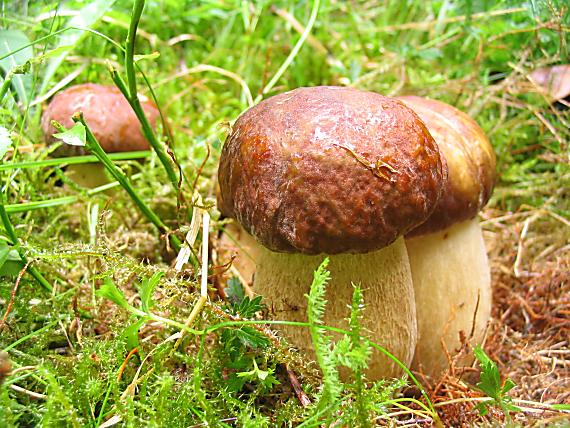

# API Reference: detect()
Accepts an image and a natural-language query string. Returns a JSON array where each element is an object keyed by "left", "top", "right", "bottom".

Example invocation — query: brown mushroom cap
[
  {"left": 398, "top": 96, "right": 496, "bottom": 236},
  {"left": 218, "top": 86, "right": 446, "bottom": 255},
  {"left": 41, "top": 83, "right": 160, "bottom": 153},
  {"left": 529, "top": 65, "right": 570, "bottom": 101}
]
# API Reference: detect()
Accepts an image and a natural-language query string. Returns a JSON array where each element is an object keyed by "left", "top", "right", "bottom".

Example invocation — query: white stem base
[
  {"left": 253, "top": 237, "right": 416, "bottom": 379},
  {"left": 406, "top": 218, "right": 492, "bottom": 377},
  {"left": 66, "top": 163, "right": 109, "bottom": 189}
]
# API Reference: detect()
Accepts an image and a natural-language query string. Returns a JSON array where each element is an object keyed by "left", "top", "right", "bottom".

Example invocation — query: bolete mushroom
[
  {"left": 397, "top": 96, "right": 496, "bottom": 377},
  {"left": 218, "top": 86, "right": 446, "bottom": 378},
  {"left": 529, "top": 64, "right": 570, "bottom": 102},
  {"left": 41, "top": 83, "right": 160, "bottom": 187}
]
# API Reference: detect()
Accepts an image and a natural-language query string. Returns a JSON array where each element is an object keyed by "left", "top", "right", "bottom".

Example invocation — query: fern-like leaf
[
  {"left": 347, "top": 284, "right": 372, "bottom": 427},
  {"left": 306, "top": 258, "right": 342, "bottom": 415}
]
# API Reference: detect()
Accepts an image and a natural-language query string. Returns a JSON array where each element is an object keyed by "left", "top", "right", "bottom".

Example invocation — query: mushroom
[
  {"left": 218, "top": 86, "right": 446, "bottom": 378},
  {"left": 397, "top": 96, "right": 496, "bottom": 377},
  {"left": 41, "top": 83, "right": 160, "bottom": 187},
  {"left": 529, "top": 65, "right": 570, "bottom": 102}
]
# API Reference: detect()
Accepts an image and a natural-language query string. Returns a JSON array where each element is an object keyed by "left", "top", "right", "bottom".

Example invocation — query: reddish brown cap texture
[
  {"left": 398, "top": 96, "right": 496, "bottom": 236},
  {"left": 218, "top": 86, "right": 446, "bottom": 254},
  {"left": 41, "top": 83, "right": 159, "bottom": 153}
]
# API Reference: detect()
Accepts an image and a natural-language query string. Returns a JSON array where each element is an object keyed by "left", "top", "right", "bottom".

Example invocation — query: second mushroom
[{"left": 398, "top": 96, "right": 497, "bottom": 377}]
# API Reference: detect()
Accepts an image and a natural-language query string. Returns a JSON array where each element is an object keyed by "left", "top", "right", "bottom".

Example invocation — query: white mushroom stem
[
  {"left": 66, "top": 163, "right": 110, "bottom": 189},
  {"left": 405, "top": 217, "right": 492, "bottom": 377},
  {"left": 253, "top": 237, "right": 417, "bottom": 380}
]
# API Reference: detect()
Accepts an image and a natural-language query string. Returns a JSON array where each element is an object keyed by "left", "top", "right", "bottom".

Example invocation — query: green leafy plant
[
  {"left": 96, "top": 273, "right": 200, "bottom": 337},
  {"left": 474, "top": 345, "right": 521, "bottom": 419},
  {"left": 224, "top": 277, "right": 264, "bottom": 319},
  {"left": 120, "top": 271, "right": 164, "bottom": 350},
  {"left": 224, "top": 276, "right": 246, "bottom": 306},
  {"left": 0, "top": 195, "right": 52, "bottom": 290},
  {"left": 333, "top": 285, "right": 373, "bottom": 426},
  {"left": 235, "top": 359, "right": 280, "bottom": 392},
  {"left": 304, "top": 258, "right": 410, "bottom": 426},
  {"left": 307, "top": 257, "right": 342, "bottom": 415},
  {"left": 0, "top": 29, "right": 33, "bottom": 104},
  {"left": 219, "top": 277, "right": 272, "bottom": 393}
]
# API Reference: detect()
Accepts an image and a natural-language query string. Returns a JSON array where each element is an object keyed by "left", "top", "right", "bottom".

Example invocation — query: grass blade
[
  {"left": 0, "top": 150, "right": 151, "bottom": 171},
  {"left": 0, "top": 29, "right": 33, "bottom": 104}
]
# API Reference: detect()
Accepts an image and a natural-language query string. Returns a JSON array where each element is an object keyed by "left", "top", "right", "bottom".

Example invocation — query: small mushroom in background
[
  {"left": 218, "top": 86, "right": 447, "bottom": 379},
  {"left": 397, "top": 96, "right": 497, "bottom": 378},
  {"left": 0, "top": 351, "right": 11, "bottom": 385},
  {"left": 41, "top": 83, "right": 161, "bottom": 187},
  {"left": 529, "top": 64, "right": 570, "bottom": 102}
]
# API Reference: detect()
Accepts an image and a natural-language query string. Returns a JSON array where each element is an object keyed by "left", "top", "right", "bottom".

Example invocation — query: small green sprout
[
  {"left": 236, "top": 359, "right": 280, "bottom": 392},
  {"left": 474, "top": 345, "right": 521, "bottom": 419}
]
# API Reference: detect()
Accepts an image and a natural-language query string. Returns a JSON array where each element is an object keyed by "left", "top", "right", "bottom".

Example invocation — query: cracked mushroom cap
[
  {"left": 218, "top": 86, "right": 446, "bottom": 255},
  {"left": 41, "top": 83, "right": 160, "bottom": 154},
  {"left": 398, "top": 96, "right": 496, "bottom": 236}
]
